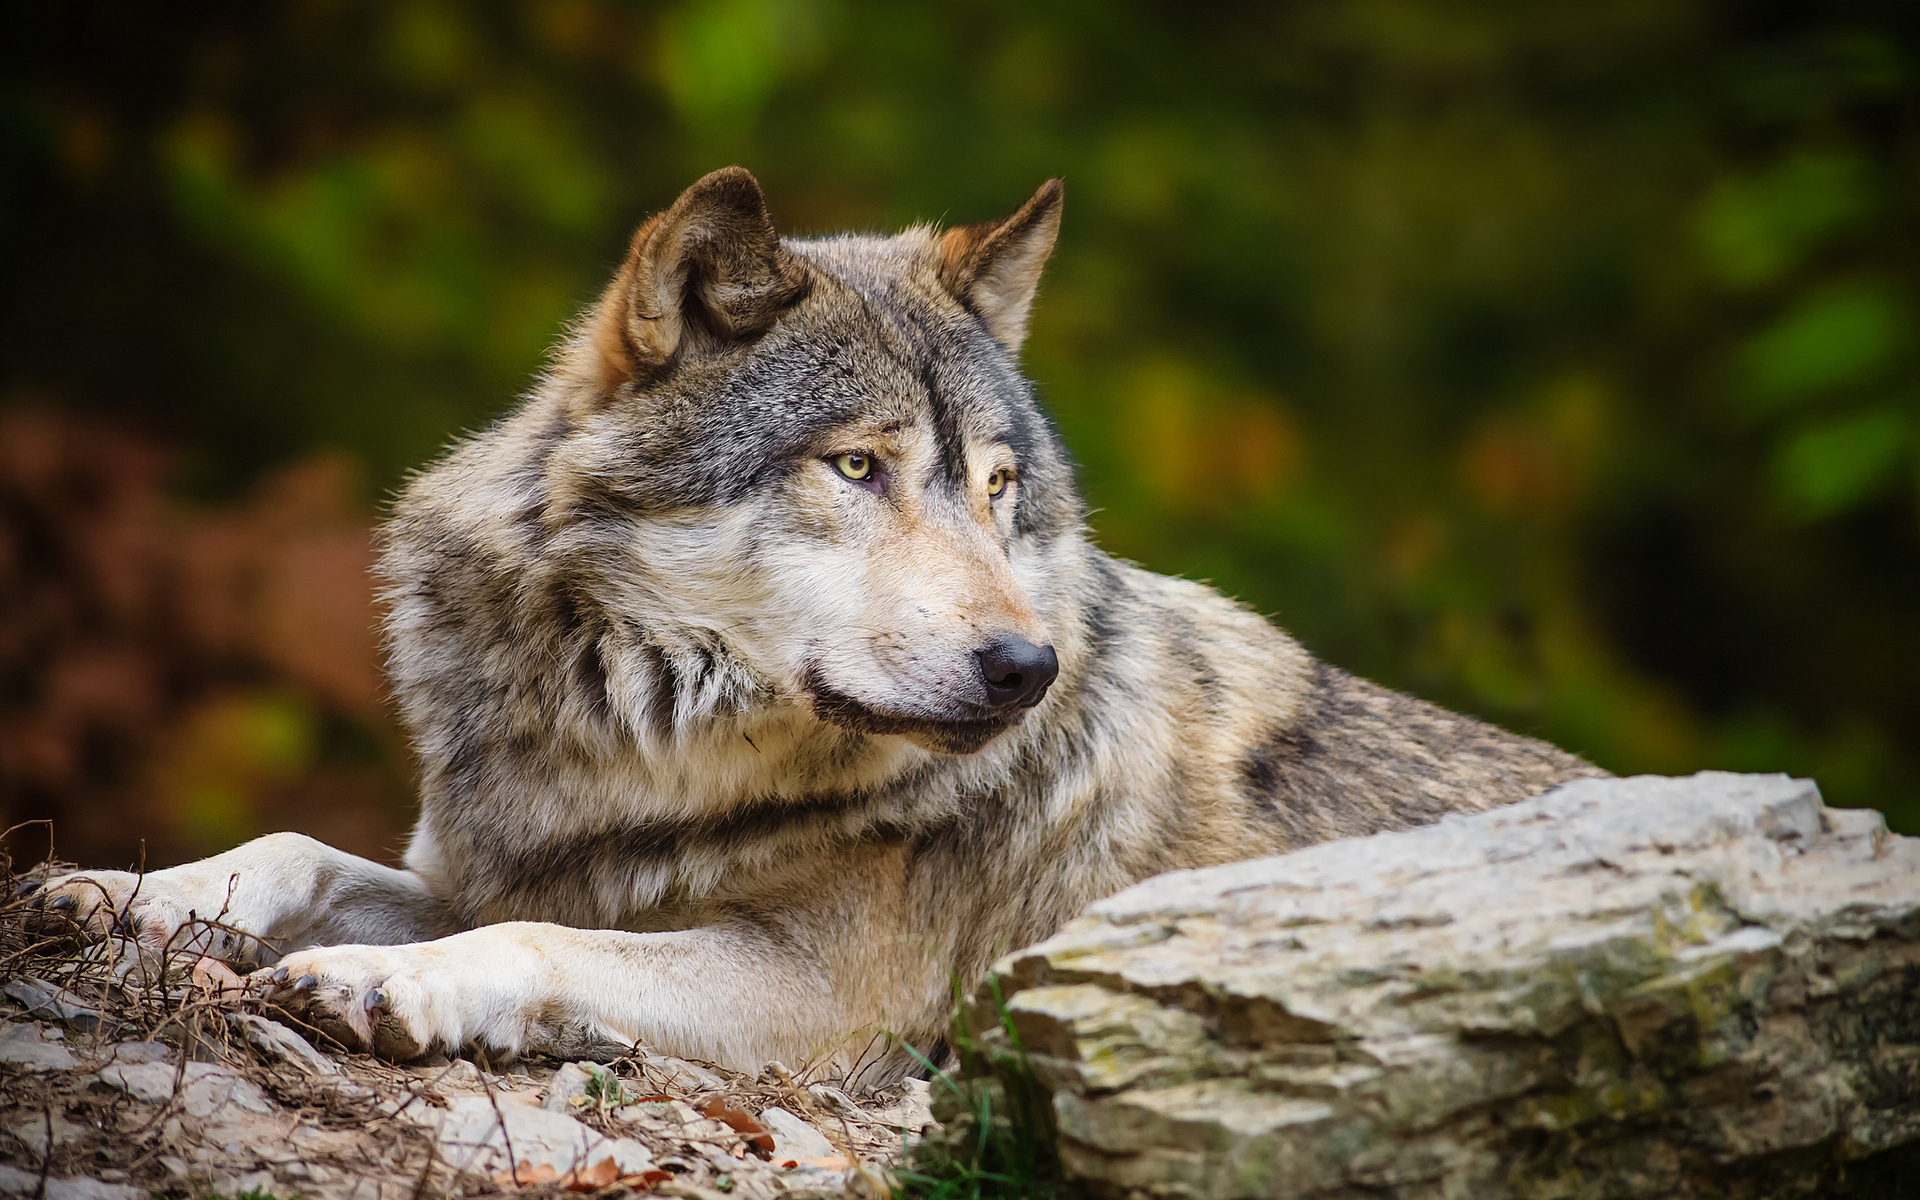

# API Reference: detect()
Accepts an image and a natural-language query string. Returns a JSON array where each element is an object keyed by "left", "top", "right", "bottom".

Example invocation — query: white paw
[
  {"left": 252, "top": 943, "right": 480, "bottom": 1061},
  {"left": 27, "top": 869, "right": 263, "bottom": 961}
]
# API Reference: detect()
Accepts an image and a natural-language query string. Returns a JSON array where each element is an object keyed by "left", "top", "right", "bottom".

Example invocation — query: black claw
[
  {"left": 110, "top": 913, "right": 136, "bottom": 936},
  {"left": 294, "top": 974, "right": 319, "bottom": 992},
  {"left": 365, "top": 989, "right": 388, "bottom": 1012},
  {"left": 12, "top": 881, "right": 41, "bottom": 900},
  {"left": 271, "top": 966, "right": 290, "bottom": 983},
  {"left": 48, "top": 894, "right": 76, "bottom": 913}
]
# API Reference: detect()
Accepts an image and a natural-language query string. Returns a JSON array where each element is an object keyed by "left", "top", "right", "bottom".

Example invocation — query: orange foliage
[{"left": 0, "top": 409, "right": 413, "bottom": 870}]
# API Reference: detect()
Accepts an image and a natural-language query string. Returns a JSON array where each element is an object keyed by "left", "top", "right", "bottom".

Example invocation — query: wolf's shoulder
[{"left": 1063, "top": 553, "right": 1603, "bottom": 847}]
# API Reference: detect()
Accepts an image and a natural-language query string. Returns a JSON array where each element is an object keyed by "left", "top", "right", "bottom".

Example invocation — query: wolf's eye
[
  {"left": 832, "top": 453, "right": 873, "bottom": 482},
  {"left": 987, "top": 468, "right": 1011, "bottom": 497}
]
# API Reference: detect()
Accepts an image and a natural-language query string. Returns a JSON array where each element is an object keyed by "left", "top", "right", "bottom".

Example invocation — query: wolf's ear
[
  {"left": 583, "top": 166, "right": 808, "bottom": 396},
  {"left": 937, "top": 179, "right": 1063, "bottom": 355}
]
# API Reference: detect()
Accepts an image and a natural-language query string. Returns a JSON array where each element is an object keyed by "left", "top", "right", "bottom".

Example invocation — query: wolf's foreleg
[
  {"left": 32, "top": 833, "right": 455, "bottom": 964},
  {"left": 254, "top": 920, "right": 875, "bottom": 1071}
]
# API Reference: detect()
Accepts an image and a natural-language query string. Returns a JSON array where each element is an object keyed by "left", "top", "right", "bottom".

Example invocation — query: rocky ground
[{"left": 0, "top": 880, "right": 932, "bottom": 1200}]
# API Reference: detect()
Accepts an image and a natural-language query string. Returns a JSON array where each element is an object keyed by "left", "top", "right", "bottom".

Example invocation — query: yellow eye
[
  {"left": 833, "top": 452, "right": 873, "bottom": 481},
  {"left": 986, "top": 468, "right": 1010, "bottom": 497}
]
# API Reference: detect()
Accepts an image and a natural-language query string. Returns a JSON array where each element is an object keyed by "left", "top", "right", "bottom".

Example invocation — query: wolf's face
[{"left": 542, "top": 170, "right": 1079, "bottom": 754}]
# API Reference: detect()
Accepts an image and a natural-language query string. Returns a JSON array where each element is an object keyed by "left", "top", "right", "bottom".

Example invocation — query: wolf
[{"left": 34, "top": 167, "right": 1603, "bottom": 1079}]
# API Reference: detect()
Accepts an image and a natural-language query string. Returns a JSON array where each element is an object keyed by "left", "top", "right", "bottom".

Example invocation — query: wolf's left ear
[
  {"left": 582, "top": 166, "right": 809, "bottom": 399},
  {"left": 937, "top": 179, "right": 1063, "bottom": 355}
]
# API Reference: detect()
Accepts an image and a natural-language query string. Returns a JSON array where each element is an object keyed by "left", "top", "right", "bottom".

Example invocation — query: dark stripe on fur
[{"left": 1240, "top": 662, "right": 1602, "bottom": 844}]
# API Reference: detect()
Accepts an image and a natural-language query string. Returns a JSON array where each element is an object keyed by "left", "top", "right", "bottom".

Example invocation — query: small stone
[
  {"left": 543, "top": 1060, "right": 603, "bottom": 1111},
  {"left": 758, "top": 1105, "right": 836, "bottom": 1162},
  {"left": 100, "top": 1040, "right": 172, "bottom": 1064},
  {"left": 807, "top": 1084, "right": 869, "bottom": 1119},
  {"left": 3, "top": 979, "right": 102, "bottom": 1028},
  {"left": 402, "top": 1092, "right": 655, "bottom": 1176},
  {"left": 6, "top": 1111, "right": 92, "bottom": 1157},
  {"left": 866, "top": 1078, "right": 935, "bottom": 1134},
  {"left": 0, "top": 1020, "right": 77, "bottom": 1070},
  {"left": 425, "top": 1056, "right": 485, "bottom": 1087},
  {"left": 95, "top": 1062, "right": 275, "bottom": 1119},
  {"left": 0, "top": 1164, "right": 151, "bottom": 1200},
  {"left": 227, "top": 1011, "right": 336, "bottom": 1076},
  {"left": 639, "top": 1052, "right": 728, "bottom": 1093}
]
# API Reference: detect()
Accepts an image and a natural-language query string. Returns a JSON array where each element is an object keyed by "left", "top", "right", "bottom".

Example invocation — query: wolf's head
[{"left": 525, "top": 168, "right": 1083, "bottom": 756}]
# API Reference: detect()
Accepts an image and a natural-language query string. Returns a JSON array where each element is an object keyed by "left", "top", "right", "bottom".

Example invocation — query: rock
[
  {"left": 4, "top": 978, "right": 102, "bottom": 1028},
  {"left": 544, "top": 1059, "right": 618, "bottom": 1111},
  {"left": 405, "top": 1055, "right": 492, "bottom": 1089},
  {"left": 883, "top": 1077, "right": 935, "bottom": 1135},
  {"left": 401, "top": 1091, "right": 655, "bottom": 1176},
  {"left": 5, "top": 1110, "right": 92, "bottom": 1157},
  {"left": 808, "top": 1084, "right": 869, "bottom": 1119},
  {"left": 0, "top": 1164, "right": 150, "bottom": 1200},
  {"left": 759, "top": 1105, "right": 837, "bottom": 1162},
  {"left": 227, "top": 1010, "right": 337, "bottom": 1076},
  {"left": 639, "top": 1051, "right": 729, "bottom": 1093},
  {"left": 982, "top": 772, "right": 1920, "bottom": 1200},
  {"left": 98, "top": 1039, "right": 171, "bottom": 1064},
  {"left": 95, "top": 1061, "right": 275, "bottom": 1120},
  {"left": 0, "top": 1019, "right": 76, "bottom": 1069},
  {"left": 215, "top": 1169, "right": 280, "bottom": 1198}
]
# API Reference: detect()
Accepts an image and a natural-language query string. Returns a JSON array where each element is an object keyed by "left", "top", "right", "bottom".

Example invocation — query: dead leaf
[
  {"left": 700, "top": 1097, "right": 775, "bottom": 1157},
  {"left": 493, "top": 1157, "right": 649, "bottom": 1192},
  {"left": 494, "top": 1162, "right": 560, "bottom": 1188},
  {"left": 564, "top": 1158, "right": 622, "bottom": 1191},
  {"left": 190, "top": 956, "right": 245, "bottom": 997}
]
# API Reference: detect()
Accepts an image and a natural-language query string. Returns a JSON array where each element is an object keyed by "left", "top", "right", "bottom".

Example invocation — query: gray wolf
[{"left": 34, "top": 168, "right": 1603, "bottom": 1079}]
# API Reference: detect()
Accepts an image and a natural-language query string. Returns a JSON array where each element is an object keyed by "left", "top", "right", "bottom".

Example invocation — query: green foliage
[
  {"left": 1774, "top": 409, "right": 1908, "bottom": 520},
  {"left": 3, "top": 0, "right": 1918, "bottom": 830},
  {"left": 895, "top": 981, "right": 1067, "bottom": 1200},
  {"left": 1697, "top": 152, "right": 1874, "bottom": 289},
  {"left": 1736, "top": 281, "right": 1905, "bottom": 411}
]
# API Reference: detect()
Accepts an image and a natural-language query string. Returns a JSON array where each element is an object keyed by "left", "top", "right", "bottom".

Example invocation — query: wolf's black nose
[{"left": 975, "top": 635, "right": 1059, "bottom": 709}]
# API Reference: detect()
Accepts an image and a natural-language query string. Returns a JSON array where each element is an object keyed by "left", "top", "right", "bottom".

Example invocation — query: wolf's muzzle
[{"left": 975, "top": 635, "right": 1060, "bottom": 710}]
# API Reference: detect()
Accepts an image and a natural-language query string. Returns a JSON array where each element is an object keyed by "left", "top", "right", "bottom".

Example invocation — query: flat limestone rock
[
  {"left": 0, "top": 1163, "right": 150, "bottom": 1200},
  {"left": 988, "top": 772, "right": 1920, "bottom": 1199},
  {"left": 227, "top": 1010, "right": 337, "bottom": 1076},
  {"left": 3, "top": 979, "right": 102, "bottom": 1027},
  {"left": 761, "top": 1104, "right": 838, "bottom": 1162},
  {"left": 401, "top": 1091, "right": 656, "bottom": 1177},
  {"left": 0, "top": 1020, "right": 76, "bottom": 1070},
  {"left": 94, "top": 1061, "right": 276, "bottom": 1120},
  {"left": 543, "top": 1059, "right": 621, "bottom": 1112},
  {"left": 637, "top": 1051, "right": 729, "bottom": 1094}
]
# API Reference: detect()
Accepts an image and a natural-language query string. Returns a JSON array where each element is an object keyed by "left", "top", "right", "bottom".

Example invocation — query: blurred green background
[{"left": 3, "top": 0, "right": 1917, "bottom": 869}]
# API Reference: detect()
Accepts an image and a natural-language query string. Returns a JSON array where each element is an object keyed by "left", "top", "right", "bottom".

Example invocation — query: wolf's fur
[{"left": 41, "top": 169, "right": 1603, "bottom": 1079}]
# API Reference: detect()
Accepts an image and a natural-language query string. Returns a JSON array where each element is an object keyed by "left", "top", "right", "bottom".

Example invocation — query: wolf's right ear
[
  {"left": 937, "top": 179, "right": 1064, "bottom": 356},
  {"left": 580, "top": 166, "right": 808, "bottom": 399}
]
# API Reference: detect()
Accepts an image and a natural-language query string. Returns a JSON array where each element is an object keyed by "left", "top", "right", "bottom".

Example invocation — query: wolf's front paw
[
  {"left": 25, "top": 869, "right": 254, "bottom": 958},
  {"left": 23, "top": 870, "right": 140, "bottom": 940},
  {"left": 253, "top": 940, "right": 522, "bottom": 1062},
  {"left": 254, "top": 945, "right": 440, "bottom": 1060}
]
